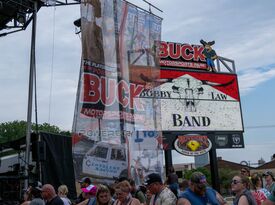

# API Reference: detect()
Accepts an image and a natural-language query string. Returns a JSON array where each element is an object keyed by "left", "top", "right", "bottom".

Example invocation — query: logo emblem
[
  {"left": 174, "top": 134, "right": 212, "bottom": 156},
  {"left": 215, "top": 135, "right": 228, "bottom": 146},
  {"left": 232, "top": 134, "right": 241, "bottom": 144}
]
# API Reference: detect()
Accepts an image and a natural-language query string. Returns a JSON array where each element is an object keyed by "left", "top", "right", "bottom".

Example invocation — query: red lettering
[
  {"left": 83, "top": 73, "right": 100, "bottom": 103},
  {"left": 181, "top": 45, "right": 193, "bottom": 60},
  {"left": 193, "top": 46, "right": 205, "bottom": 61},
  {"left": 118, "top": 80, "right": 129, "bottom": 108},
  {"left": 101, "top": 77, "right": 116, "bottom": 106},
  {"left": 159, "top": 41, "right": 168, "bottom": 58},
  {"left": 130, "top": 84, "right": 144, "bottom": 110},
  {"left": 169, "top": 43, "right": 181, "bottom": 59},
  {"left": 83, "top": 73, "right": 145, "bottom": 111}
]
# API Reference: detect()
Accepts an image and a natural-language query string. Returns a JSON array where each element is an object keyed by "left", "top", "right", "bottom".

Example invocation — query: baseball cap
[
  {"left": 190, "top": 172, "right": 207, "bottom": 188},
  {"left": 34, "top": 181, "right": 42, "bottom": 191},
  {"left": 78, "top": 177, "right": 91, "bottom": 184},
  {"left": 81, "top": 184, "right": 97, "bottom": 195},
  {"left": 263, "top": 171, "right": 275, "bottom": 180},
  {"left": 144, "top": 173, "right": 162, "bottom": 186}
]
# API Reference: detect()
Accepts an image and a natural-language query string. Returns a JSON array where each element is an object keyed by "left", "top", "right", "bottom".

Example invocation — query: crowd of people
[{"left": 19, "top": 167, "right": 275, "bottom": 205}]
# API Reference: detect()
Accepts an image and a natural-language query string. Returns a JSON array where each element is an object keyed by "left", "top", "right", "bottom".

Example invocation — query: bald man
[{"left": 41, "top": 184, "right": 64, "bottom": 205}]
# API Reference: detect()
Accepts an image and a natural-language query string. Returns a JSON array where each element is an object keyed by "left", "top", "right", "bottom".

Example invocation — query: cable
[
  {"left": 48, "top": 6, "right": 56, "bottom": 124},
  {"left": 244, "top": 125, "right": 275, "bottom": 129}
]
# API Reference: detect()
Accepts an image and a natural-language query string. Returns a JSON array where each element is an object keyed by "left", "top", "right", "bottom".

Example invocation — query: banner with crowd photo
[
  {"left": 72, "top": 0, "right": 163, "bottom": 183},
  {"left": 128, "top": 131, "right": 164, "bottom": 186}
]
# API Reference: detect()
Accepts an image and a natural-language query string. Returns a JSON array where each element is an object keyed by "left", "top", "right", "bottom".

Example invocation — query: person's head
[
  {"left": 251, "top": 173, "right": 263, "bottom": 190},
  {"left": 231, "top": 175, "right": 249, "bottom": 195},
  {"left": 240, "top": 167, "right": 250, "bottom": 177},
  {"left": 128, "top": 178, "right": 136, "bottom": 192},
  {"left": 146, "top": 189, "right": 152, "bottom": 200},
  {"left": 79, "top": 177, "right": 92, "bottom": 188},
  {"left": 180, "top": 179, "right": 189, "bottom": 192},
  {"left": 168, "top": 166, "right": 175, "bottom": 174},
  {"left": 58, "top": 185, "right": 69, "bottom": 197},
  {"left": 189, "top": 172, "right": 207, "bottom": 196},
  {"left": 81, "top": 184, "right": 97, "bottom": 199},
  {"left": 144, "top": 173, "right": 163, "bottom": 195},
  {"left": 115, "top": 180, "right": 131, "bottom": 202},
  {"left": 41, "top": 184, "right": 56, "bottom": 201},
  {"left": 263, "top": 171, "right": 275, "bottom": 186},
  {"left": 96, "top": 184, "right": 111, "bottom": 205},
  {"left": 29, "top": 181, "right": 42, "bottom": 199}
]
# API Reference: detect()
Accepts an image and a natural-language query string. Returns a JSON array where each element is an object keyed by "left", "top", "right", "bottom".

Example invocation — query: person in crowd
[
  {"left": 41, "top": 184, "right": 64, "bottom": 205},
  {"left": 113, "top": 180, "right": 141, "bottom": 205},
  {"left": 240, "top": 167, "right": 251, "bottom": 177},
  {"left": 30, "top": 182, "right": 45, "bottom": 205},
  {"left": 177, "top": 171, "right": 226, "bottom": 205},
  {"left": 145, "top": 189, "right": 152, "bottom": 205},
  {"left": 77, "top": 184, "right": 97, "bottom": 205},
  {"left": 75, "top": 177, "right": 92, "bottom": 204},
  {"left": 21, "top": 186, "right": 33, "bottom": 205},
  {"left": 263, "top": 190, "right": 275, "bottom": 205},
  {"left": 128, "top": 178, "right": 146, "bottom": 204},
  {"left": 145, "top": 173, "right": 176, "bottom": 205},
  {"left": 58, "top": 185, "right": 71, "bottom": 205},
  {"left": 95, "top": 184, "right": 114, "bottom": 205},
  {"left": 179, "top": 179, "right": 189, "bottom": 194},
  {"left": 166, "top": 166, "right": 180, "bottom": 198},
  {"left": 263, "top": 171, "right": 275, "bottom": 194},
  {"left": 240, "top": 167, "right": 252, "bottom": 189},
  {"left": 251, "top": 173, "right": 269, "bottom": 205},
  {"left": 231, "top": 175, "right": 257, "bottom": 205}
]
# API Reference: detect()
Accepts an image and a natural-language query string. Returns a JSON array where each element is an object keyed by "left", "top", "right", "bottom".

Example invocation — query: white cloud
[{"left": 238, "top": 64, "right": 275, "bottom": 95}]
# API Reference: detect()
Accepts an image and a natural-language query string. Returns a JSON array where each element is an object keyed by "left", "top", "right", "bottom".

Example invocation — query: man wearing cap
[
  {"left": 75, "top": 177, "right": 92, "bottom": 204},
  {"left": 145, "top": 173, "right": 177, "bottom": 205},
  {"left": 177, "top": 171, "right": 226, "bottom": 205},
  {"left": 30, "top": 182, "right": 45, "bottom": 205}
]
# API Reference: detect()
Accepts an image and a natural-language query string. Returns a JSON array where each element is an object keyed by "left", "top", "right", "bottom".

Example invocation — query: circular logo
[{"left": 174, "top": 134, "right": 212, "bottom": 156}]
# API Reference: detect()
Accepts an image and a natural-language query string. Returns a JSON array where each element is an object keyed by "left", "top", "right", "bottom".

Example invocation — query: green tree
[
  {"left": 219, "top": 168, "right": 238, "bottom": 195},
  {"left": 184, "top": 167, "right": 211, "bottom": 184},
  {"left": 0, "top": 120, "right": 71, "bottom": 144}
]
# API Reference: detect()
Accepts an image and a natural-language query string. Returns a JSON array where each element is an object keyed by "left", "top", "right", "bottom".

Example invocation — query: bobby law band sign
[{"left": 137, "top": 69, "right": 244, "bottom": 131}]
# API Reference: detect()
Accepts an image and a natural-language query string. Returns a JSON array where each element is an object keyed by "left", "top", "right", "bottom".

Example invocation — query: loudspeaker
[{"left": 32, "top": 141, "right": 46, "bottom": 162}]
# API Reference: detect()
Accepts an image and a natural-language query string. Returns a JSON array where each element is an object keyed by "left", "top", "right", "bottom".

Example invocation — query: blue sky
[{"left": 0, "top": 0, "right": 275, "bottom": 166}]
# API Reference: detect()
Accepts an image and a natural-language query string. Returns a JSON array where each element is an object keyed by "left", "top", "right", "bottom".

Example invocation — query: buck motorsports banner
[{"left": 72, "top": 0, "right": 163, "bottom": 183}]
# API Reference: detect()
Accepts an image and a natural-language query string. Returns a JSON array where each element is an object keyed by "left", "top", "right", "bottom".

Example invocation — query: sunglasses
[{"left": 231, "top": 179, "right": 242, "bottom": 185}]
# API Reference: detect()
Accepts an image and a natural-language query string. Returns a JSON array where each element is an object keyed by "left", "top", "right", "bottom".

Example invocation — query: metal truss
[{"left": 0, "top": 0, "right": 80, "bottom": 37}]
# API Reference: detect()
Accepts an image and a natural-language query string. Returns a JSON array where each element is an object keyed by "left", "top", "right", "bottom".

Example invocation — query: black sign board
[{"left": 162, "top": 131, "right": 244, "bottom": 150}]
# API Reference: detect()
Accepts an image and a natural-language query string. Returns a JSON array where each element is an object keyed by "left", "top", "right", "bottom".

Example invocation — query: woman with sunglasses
[{"left": 231, "top": 175, "right": 257, "bottom": 205}]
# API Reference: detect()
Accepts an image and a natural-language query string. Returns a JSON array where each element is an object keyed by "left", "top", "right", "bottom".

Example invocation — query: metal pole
[
  {"left": 209, "top": 144, "right": 220, "bottom": 192},
  {"left": 24, "top": 0, "right": 37, "bottom": 190},
  {"left": 164, "top": 149, "right": 173, "bottom": 177}
]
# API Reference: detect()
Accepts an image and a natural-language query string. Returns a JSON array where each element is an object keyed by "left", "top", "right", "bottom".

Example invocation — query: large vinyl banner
[{"left": 72, "top": 0, "right": 163, "bottom": 183}]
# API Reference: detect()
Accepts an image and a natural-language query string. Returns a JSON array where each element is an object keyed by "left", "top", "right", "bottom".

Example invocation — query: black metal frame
[{"left": 0, "top": 0, "right": 80, "bottom": 37}]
